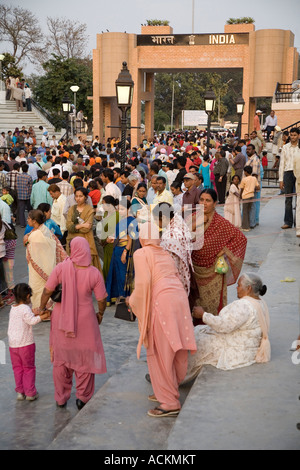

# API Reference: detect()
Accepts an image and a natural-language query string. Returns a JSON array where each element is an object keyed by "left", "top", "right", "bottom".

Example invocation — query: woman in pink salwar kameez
[
  {"left": 40, "top": 237, "right": 107, "bottom": 409},
  {"left": 128, "top": 222, "right": 197, "bottom": 418}
]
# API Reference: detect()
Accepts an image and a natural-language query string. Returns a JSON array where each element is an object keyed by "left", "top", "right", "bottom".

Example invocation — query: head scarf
[
  {"left": 59, "top": 237, "right": 92, "bottom": 337},
  {"left": 139, "top": 219, "right": 161, "bottom": 248}
]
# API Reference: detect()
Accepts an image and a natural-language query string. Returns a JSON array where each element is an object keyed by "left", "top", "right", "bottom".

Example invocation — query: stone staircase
[
  {"left": 0, "top": 100, "right": 58, "bottom": 145},
  {"left": 47, "top": 195, "right": 300, "bottom": 451}
]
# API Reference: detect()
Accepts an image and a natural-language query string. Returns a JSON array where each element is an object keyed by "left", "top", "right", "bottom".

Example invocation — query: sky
[{"left": 1, "top": 0, "right": 300, "bottom": 75}]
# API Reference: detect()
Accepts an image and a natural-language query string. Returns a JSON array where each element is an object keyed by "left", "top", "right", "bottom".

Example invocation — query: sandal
[
  {"left": 147, "top": 407, "right": 180, "bottom": 418},
  {"left": 148, "top": 394, "right": 159, "bottom": 402}
]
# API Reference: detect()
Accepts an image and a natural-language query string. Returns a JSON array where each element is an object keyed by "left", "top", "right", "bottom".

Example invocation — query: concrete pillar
[
  {"left": 144, "top": 73, "right": 155, "bottom": 141},
  {"left": 130, "top": 69, "right": 143, "bottom": 148}
]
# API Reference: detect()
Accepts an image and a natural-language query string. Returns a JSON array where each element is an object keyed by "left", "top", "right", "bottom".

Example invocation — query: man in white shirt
[
  {"left": 48, "top": 157, "right": 63, "bottom": 179},
  {"left": 293, "top": 138, "right": 300, "bottom": 238},
  {"left": 279, "top": 127, "right": 300, "bottom": 230},
  {"left": 263, "top": 111, "right": 278, "bottom": 142},
  {"left": 101, "top": 168, "right": 121, "bottom": 201},
  {"left": 15, "top": 150, "right": 27, "bottom": 164},
  {"left": 49, "top": 136, "right": 59, "bottom": 149},
  {"left": 47, "top": 184, "right": 67, "bottom": 234},
  {"left": 27, "top": 158, "right": 38, "bottom": 182},
  {"left": 24, "top": 85, "right": 32, "bottom": 111}
]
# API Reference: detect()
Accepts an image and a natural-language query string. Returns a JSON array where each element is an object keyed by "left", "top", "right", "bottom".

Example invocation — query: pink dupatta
[
  {"left": 59, "top": 237, "right": 92, "bottom": 338},
  {"left": 129, "top": 221, "right": 178, "bottom": 358}
]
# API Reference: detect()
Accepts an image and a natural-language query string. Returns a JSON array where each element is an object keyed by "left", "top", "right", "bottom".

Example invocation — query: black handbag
[
  {"left": 4, "top": 223, "right": 18, "bottom": 240},
  {"left": 114, "top": 298, "right": 136, "bottom": 322},
  {"left": 50, "top": 283, "right": 62, "bottom": 303}
]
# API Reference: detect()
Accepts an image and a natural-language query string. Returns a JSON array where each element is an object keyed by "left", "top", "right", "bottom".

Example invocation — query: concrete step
[
  {"left": 0, "top": 100, "right": 59, "bottom": 146},
  {"left": 48, "top": 348, "right": 193, "bottom": 450},
  {"left": 167, "top": 196, "right": 300, "bottom": 450},
  {"left": 47, "top": 192, "right": 292, "bottom": 450}
]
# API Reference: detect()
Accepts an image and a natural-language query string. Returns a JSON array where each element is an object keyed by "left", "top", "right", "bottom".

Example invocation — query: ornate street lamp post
[
  {"left": 62, "top": 93, "right": 71, "bottom": 142},
  {"left": 115, "top": 62, "right": 134, "bottom": 170},
  {"left": 204, "top": 86, "right": 216, "bottom": 159},
  {"left": 236, "top": 95, "right": 245, "bottom": 139}
]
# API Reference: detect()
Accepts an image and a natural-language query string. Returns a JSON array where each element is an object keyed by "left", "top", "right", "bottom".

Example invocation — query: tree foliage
[
  {"left": 34, "top": 17, "right": 89, "bottom": 63},
  {"left": 154, "top": 71, "right": 243, "bottom": 129},
  {"left": 33, "top": 55, "right": 93, "bottom": 127},
  {"left": 1, "top": 53, "right": 23, "bottom": 80},
  {"left": 146, "top": 19, "right": 170, "bottom": 26},
  {"left": 226, "top": 17, "right": 255, "bottom": 24}
]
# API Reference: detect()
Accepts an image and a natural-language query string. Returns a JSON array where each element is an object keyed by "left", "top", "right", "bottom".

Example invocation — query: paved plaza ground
[{"left": 0, "top": 188, "right": 299, "bottom": 450}]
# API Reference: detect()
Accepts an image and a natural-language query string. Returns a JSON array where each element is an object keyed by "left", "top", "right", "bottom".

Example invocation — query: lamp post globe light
[
  {"left": 236, "top": 95, "right": 245, "bottom": 139},
  {"left": 70, "top": 85, "right": 79, "bottom": 111},
  {"left": 62, "top": 93, "right": 71, "bottom": 142},
  {"left": 204, "top": 86, "right": 216, "bottom": 158},
  {"left": 115, "top": 62, "right": 134, "bottom": 170}
]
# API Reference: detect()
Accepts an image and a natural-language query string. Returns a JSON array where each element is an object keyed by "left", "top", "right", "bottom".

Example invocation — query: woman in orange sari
[
  {"left": 128, "top": 221, "right": 196, "bottom": 418},
  {"left": 191, "top": 189, "right": 247, "bottom": 323}
]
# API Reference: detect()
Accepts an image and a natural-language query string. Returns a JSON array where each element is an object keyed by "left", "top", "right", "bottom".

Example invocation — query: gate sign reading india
[{"left": 93, "top": 23, "right": 298, "bottom": 146}]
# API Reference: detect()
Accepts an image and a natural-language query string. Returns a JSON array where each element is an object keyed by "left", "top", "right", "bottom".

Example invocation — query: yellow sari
[{"left": 26, "top": 224, "right": 67, "bottom": 312}]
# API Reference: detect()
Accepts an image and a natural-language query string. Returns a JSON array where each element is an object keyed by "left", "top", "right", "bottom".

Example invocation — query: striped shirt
[
  {"left": 248, "top": 154, "right": 261, "bottom": 183},
  {"left": 279, "top": 142, "right": 300, "bottom": 182},
  {"left": 0, "top": 171, "right": 8, "bottom": 196},
  {"left": 6, "top": 170, "right": 19, "bottom": 190},
  {"left": 57, "top": 180, "right": 73, "bottom": 197}
]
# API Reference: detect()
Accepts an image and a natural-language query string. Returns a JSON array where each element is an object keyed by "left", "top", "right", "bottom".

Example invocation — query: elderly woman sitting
[{"left": 183, "top": 273, "right": 270, "bottom": 382}]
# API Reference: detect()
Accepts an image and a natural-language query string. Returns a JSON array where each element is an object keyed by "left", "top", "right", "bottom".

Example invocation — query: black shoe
[
  {"left": 56, "top": 402, "right": 67, "bottom": 408},
  {"left": 76, "top": 399, "right": 86, "bottom": 410},
  {"left": 145, "top": 373, "right": 151, "bottom": 384}
]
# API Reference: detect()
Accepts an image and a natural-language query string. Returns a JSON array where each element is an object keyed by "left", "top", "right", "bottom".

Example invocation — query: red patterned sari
[{"left": 191, "top": 211, "right": 247, "bottom": 318}]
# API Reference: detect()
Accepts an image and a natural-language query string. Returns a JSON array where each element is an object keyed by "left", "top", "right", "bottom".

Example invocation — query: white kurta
[{"left": 184, "top": 297, "right": 268, "bottom": 381}]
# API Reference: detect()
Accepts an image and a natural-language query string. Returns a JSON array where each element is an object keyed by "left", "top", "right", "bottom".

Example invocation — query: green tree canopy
[
  {"left": 154, "top": 71, "right": 243, "bottom": 130},
  {"left": 146, "top": 19, "right": 170, "bottom": 26},
  {"left": 1, "top": 53, "right": 23, "bottom": 80},
  {"left": 33, "top": 55, "right": 93, "bottom": 128},
  {"left": 226, "top": 17, "right": 255, "bottom": 24}
]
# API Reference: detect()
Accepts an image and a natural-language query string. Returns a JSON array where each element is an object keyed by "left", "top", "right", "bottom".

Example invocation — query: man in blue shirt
[{"left": 30, "top": 170, "right": 53, "bottom": 209}]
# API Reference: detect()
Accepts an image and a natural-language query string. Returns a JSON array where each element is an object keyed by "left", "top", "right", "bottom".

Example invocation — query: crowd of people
[{"left": 1, "top": 113, "right": 299, "bottom": 417}]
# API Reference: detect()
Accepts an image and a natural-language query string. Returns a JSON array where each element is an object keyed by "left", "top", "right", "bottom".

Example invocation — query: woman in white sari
[
  {"left": 24, "top": 210, "right": 67, "bottom": 314},
  {"left": 183, "top": 273, "right": 270, "bottom": 382}
]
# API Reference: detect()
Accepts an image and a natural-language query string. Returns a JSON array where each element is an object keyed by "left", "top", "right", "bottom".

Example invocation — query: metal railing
[
  {"left": 281, "top": 120, "right": 300, "bottom": 133},
  {"left": 274, "top": 82, "right": 300, "bottom": 103},
  {"left": 262, "top": 168, "right": 279, "bottom": 188},
  {"left": 31, "top": 98, "right": 57, "bottom": 128}
]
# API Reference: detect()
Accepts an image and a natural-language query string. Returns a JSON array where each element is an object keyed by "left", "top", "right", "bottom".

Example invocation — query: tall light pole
[
  {"left": 204, "top": 87, "right": 216, "bottom": 159},
  {"left": 115, "top": 62, "right": 134, "bottom": 171},
  {"left": 70, "top": 85, "right": 79, "bottom": 137},
  {"left": 171, "top": 76, "right": 175, "bottom": 132},
  {"left": 70, "top": 85, "right": 79, "bottom": 112},
  {"left": 62, "top": 93, "right": 71, "bottom": 142},
  {"left": 192, "top": 0, "right": 195, "bottom": 34},
  {"left": 0, "top": 54, "right": 5, "bottom": 97}
]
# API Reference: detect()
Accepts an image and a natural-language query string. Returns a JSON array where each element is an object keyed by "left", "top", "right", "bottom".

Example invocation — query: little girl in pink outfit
[{"left": 7, "top": 283, "right": 49, "bottom": 401}]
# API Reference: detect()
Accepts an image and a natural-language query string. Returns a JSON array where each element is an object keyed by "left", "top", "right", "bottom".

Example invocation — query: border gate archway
[{"left": 93, "top": 23, "right": 298, "bottom": 146}]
